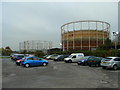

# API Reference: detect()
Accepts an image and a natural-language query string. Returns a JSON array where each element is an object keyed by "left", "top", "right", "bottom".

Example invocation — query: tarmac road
[{"left": 2, "top": 58, "right": 119, "bottom": 88}]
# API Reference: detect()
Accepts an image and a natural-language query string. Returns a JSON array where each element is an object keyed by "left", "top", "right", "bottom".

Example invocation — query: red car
[{"left": 16, "top": 58, "right": 25, "bottom": 66}]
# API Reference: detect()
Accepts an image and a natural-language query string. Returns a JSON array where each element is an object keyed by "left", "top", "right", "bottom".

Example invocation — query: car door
[
  {"left": 27, "top": 57, "right": 34, "bottom": 66},
  {"left": 37, "top": 59, "right": 43, "bottom": 65},
  {"left": 34, "top": 57, "right": 44, "bottom": 65},
  {"left": 72, "top": 55, "right": 77, "bottom": 62},
  {"left": 32, "top": 57, "right": 41, "bottom": 66}
]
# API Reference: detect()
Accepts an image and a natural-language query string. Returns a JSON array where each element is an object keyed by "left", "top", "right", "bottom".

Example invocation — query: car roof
[
  {"left": 26, "top": 56, "right": 39, "bottom": 59},
  {"left": 14, "top": 54, "right": 25, "bottom": 56},
  {"left": 72, "top": 53, "right": 83, "bottom": 54},
  {"left": 86, "top": 56, "right": 94, "bottom": 57},
  {"left": 84, "top": 56, "right": 94, "bottom": 57},
  {"left": 106, "top": 57, "right": 118, "bottom": 59}
]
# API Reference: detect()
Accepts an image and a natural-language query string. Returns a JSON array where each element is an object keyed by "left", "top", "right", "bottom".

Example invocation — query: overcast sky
[{"left": 2, "top": 2, "right": 118, "bottom": 51}]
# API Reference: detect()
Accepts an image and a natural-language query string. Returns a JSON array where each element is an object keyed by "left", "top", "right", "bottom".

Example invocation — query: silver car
[{"left": 101, "top": 57, "right": 120, "bottom": 70}]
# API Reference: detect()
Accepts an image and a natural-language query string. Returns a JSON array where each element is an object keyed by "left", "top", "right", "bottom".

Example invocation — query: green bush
[{"left": 30, "top": 50, "right": 44, "bottom": 58}]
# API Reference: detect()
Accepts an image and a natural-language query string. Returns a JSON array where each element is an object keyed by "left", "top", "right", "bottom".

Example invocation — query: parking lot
[{"left": 2, "top": 57, "right": 120, "bottom": 88}]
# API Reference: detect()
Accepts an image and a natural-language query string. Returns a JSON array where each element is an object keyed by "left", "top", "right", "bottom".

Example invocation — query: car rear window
[
  {"left": 96, "top": 57, "right": 102, "bottom": 60},
  {"left": 83, "top": 56, "right": 90, "bottom": 59},
  {"left": 88, "top": 57, "right": 95, "bottom": 60},
  {"left": 103, "top": 58, "right": 112, "bottom": 61}
]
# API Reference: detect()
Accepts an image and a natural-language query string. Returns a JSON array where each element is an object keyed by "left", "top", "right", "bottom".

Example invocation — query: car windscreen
[
  {"left": 68, "top": 55, "right": 73, "bottom": 58},
  {"left": 57, "top": 55, "right": 62, "bottom": 58},
  {"left": 64, "top": 55, "right": 69, "bottom": 58},
  {"left": 22, "top": 58, "right": 26, "bottom": 60},
  {"left": 17, "top": 55, "right": 24, "bottom": 58}
]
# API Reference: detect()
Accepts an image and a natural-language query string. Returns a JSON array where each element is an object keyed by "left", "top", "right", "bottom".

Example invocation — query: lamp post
[
  {"left": 113, "top": 32, "right": 118, "bottom": 49},
  {"left": 59, "top": 43, "right": 63, "bottom": 52}
]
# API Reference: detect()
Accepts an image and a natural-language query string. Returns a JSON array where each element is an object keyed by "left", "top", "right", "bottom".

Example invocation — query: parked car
[
  {"left": 46, "top": 54, "right": 58, "bottom": 60},
  {"left": 46, "top": 55, "right": 52, "bottom": 60},
  {"left": 54, "top": 55, "right": 69, "bottom": 61},
  {"left": 49, "top": 55, "right": 59, "bottom": 60},
  {"left": 77, "top": 56, "right": 94, "bottom": 66},
  {"left": 101, "top": 57, "right": 120, "bottom": 70},
  {"left": 16, "top": 58, "right": 25, "bottom": 66},
  {"left": 21, "top": 56, "right": 48, "bottom": 68},
  {"left": 25, "top": 54, "right": 34, "bottom": 57},
  {"left": 64, "top": 53, "right": 84, "bottom": 63},
  {"left": 87, "top": 57, "right": 103, "bottom": 67},
  {"left": 11, "top": 54, "right": 25, "bottom": 61},
  {"left": 10, "top": 53, "right": 18, "bottom": 59},
  {"left": 43, "top": 55, "right": 50, "bottom": 59}
]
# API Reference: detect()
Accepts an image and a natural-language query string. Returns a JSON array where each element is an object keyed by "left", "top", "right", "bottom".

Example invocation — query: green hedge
[
  {"left": 47, "top": 50, "right": 120, "bottom": 57},
  {"left": 19, "top": 49, "right": 120, "bottom": 58}
]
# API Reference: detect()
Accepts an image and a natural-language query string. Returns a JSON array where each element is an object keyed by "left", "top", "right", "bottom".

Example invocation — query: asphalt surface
[{"left": 2, "top": 58, "right": 120, "bottom": 88}]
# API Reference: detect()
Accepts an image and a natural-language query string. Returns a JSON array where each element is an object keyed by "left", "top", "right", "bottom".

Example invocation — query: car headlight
[
  {"left": 17, "top": 61, "right": 20, "bottom": 63},
  {"left": 55, "top": 57, "right": 58, "bottom": 59},
  {"left": 82, "top": 60, "right": 84, "bottom": 62}
]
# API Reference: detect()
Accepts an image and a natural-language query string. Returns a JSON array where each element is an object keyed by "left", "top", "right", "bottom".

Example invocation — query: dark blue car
[
  {"left": 54, "top": 55, "right": 69, "bottom": 61},
  {"left": 77, "top": 56, "right": 95, "bottom": 66},
  {"left": 21, "top": 56, "right": 48, "bottom": 68},
  {"left": 12, "top": 54, "right": 25, "bottom": 61}
]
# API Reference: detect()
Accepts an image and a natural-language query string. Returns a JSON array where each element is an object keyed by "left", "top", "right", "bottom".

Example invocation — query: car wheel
[
  {"left": 19, "top": 61, "right": 22, "bottom": 66},
  {"left": 16, "top": 63, "right": 20, "bottom": 66},
  {"left": 42, "top": 62, "right": 47, "bottom": 66},
  {"left": 25, "top": 63, "right": 30, "bottom": 68},
  {"left": 102, "top": 66, "right": 106, "bottom": 69},
  {"left": 84, "top": 62, "right": 87, "bottom": 66},
  {"left": 65, "top": 61, "right": 68, "bottom": 63},
  {"left": 98, "top": 63, "right": 101, "bottom": 67},
  {"left": 68, "top": 60, "right": 72, "bottom": 63},
  {"left": 96, "top": 64, "right": 100, "bottom": 67},
  {"left": 89, "top": 64, "right": 91, "bottom": 67},
  {"left": 16, "top": 62, "right": 19, "bottom": 65},
  {"left": 113, "top": 65, "right": 117, "bottom": 70}
]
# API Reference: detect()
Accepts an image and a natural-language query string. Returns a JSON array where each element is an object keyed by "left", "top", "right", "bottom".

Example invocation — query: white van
[{"left": 64, "top": 53, "right": 84, "bottom": 63}]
